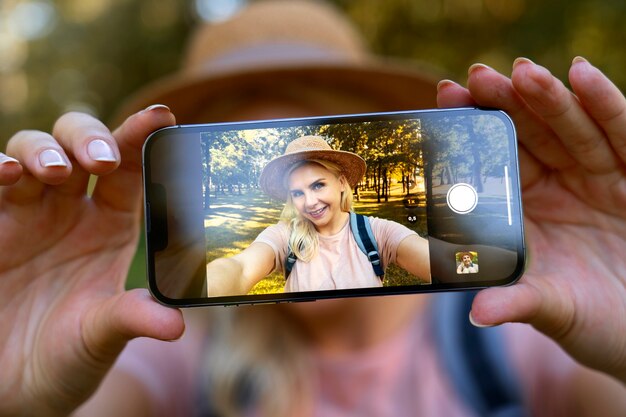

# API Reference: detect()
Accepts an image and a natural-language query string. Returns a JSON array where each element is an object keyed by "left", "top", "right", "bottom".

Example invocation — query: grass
[{"left": 204, "top": 191, "right": 286, "bottom": 294}]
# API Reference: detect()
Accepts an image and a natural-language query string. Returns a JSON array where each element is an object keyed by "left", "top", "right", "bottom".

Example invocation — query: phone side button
[{"left": 146, "top": 202, "right": 151, "bottom": 233}]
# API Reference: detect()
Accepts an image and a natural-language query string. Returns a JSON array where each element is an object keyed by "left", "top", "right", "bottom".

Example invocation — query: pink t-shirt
[
  {"left": 309, "top": 312, "right": 578, "bottom": 417},
  {"left": 115, "top": 302, "right": 582, "bottom": 417},
  {"left": 253, "top": 216, "right": 417, "bottom": 292}
]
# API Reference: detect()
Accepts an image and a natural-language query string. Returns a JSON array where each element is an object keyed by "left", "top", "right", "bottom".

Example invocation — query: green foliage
[
  {"left": 1, "top": 0, "right": 191, "bottom": 142},
  {"left": 422, "top": 113, "right": 509, "bottom": 193},
  {"left": 4, "top": 0, "right": 626, "bottom": 146},
  {"left": 338, "top": 0, "right": 626, "bottom": 86}
]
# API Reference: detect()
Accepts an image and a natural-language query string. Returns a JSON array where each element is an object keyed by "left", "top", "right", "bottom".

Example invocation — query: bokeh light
[
  {"left": 0, "top": 71, "right": 28, "bottom": 114},
  {"left": 195, "top": 0, "right": 246, "bottom": 22},
  {"left": 0, "top": 33, "right": 28, "bottom": 73},
  {"left": 6, "top": 0, "right": 56, "bottom": 40}
]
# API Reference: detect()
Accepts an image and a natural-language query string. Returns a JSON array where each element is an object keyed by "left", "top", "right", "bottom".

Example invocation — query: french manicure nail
[
  {"left": 87, "top": 139, "right": 117, "bottom": 162},
  {"left": 468, "top": 63, "right": 493, "bottom": 76},
  {"left": 513, "top": 57, "right": 534, "bottom": 68},
  {"left": 469, "top": 310, "right": 494, "bottom": 328},
  {"left": 141, "top": 104, "right": 170, "bottom": 113},
  {"left": 0, "top": 155, "right": 19, "bottom": 165},
  {"left": 437, "top": 79, "right": 459, "bottom": 92},
  {"left": 39, "top": 149, "right": 67, "bottom": 168}
]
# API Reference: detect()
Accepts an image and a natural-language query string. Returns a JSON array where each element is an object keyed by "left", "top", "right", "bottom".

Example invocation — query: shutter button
[{"left": 446, "top": 183, "right": 478, "bottom": 214}]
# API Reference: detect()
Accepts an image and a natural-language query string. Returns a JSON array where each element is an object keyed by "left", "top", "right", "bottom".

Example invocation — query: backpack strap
[
  {"left": 284, "top": 243, "right": 297, "bottom": 279},
  {"left": 431, "top": 291, "right": 527, "bottom": 417},
  {"left": 349, "top": 212, "right": 385, "bottom": 278}
]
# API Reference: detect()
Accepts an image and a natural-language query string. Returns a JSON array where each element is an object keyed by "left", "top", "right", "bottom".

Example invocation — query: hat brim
[
  {"left": 259, "top": 148, "right": 366, "bottom": 201},
  {"left": 110, "top": 58, "right": 440, "bottom": 127}
]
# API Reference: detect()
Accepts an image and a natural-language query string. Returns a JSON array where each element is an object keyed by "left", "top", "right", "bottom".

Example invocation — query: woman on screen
[{"left": 205, "top": 135, "right": 431, "bottom": 296}]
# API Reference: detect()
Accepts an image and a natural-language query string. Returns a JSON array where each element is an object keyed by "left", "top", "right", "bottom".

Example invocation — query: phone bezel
[{"left": 143, "top": 107, "right": 526, "bottom": 307}]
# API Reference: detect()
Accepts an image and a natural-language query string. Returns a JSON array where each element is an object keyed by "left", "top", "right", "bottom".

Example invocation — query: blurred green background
[{"left": 2, "top": 0, "right": 625, "bottom": 288}]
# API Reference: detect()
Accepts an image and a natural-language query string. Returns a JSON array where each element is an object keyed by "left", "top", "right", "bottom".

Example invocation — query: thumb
[
  {"left": 470, "top": 284, "right": 540, "bottom": 326},
  {"left": 82, "top": 288, "right": 185, "bottom": 362},
  {"left": 470, "top": 281, "right": 576, "bottom": 339}
]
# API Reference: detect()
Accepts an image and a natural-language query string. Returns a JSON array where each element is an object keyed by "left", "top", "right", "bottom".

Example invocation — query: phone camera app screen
[{"left": 145, "top": 109, "right": 524, "bottom": 303}]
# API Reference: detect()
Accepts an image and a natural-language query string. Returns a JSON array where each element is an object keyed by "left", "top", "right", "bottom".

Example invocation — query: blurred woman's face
[{"left": 288, "top": 162, "right": 346, "bottom": 235}]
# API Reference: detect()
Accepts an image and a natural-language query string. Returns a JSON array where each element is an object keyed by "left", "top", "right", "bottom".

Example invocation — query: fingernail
[
  {"left": 166, "top": 330, "right": 186, "bottom": 342},
  {"left": 469, "top": 310, "right": 494, "bottom": 328},
  {"left": 437, "top": 79, "right": 459, "bottom": 92},
  {"left": 141, "top": 104, "right": 170, "bottom": 113},
  {"left": 513, "top": 57, "right": 535, "bottom": 69},
  {"left": 572, "top": 56, "right": 589, "bottom": 65},
  {"left": 39, "top": 149, "right": 67, "bottom": 167},
  {"left": 468, "top": 63, "right": 493, "bottom": 76},
  {"left": 0, "top": 155, "right": 19, "bottom": 165},
  {"left": 87, "top": 139, "right": 117, "bottom": 162}
]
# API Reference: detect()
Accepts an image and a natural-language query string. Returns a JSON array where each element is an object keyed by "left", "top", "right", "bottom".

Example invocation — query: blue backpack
[{"left": 432, "top": 291, "right": 526, "bottom": 417}]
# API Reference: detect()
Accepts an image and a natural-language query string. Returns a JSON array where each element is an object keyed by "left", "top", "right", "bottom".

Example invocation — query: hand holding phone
[
  {"left": 143, "top": 107, "right": 525, "bottom": 306},
  {"left": 0, "top": 108, "right": 184, "bottom": 416}
]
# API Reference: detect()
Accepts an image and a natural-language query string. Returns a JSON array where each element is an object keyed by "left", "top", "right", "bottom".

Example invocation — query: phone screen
[{"left": 144, "top": 108, "right": 525, "bottom": 306}]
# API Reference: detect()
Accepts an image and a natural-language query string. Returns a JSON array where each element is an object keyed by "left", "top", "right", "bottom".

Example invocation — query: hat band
[{"left": 199, "top": 42, "right": 357, "bottom": 73}]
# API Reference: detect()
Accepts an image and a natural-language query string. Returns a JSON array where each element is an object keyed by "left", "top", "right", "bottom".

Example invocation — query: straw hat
[
  {"left": 111, "top": 0, "right": 440, "bottom": 125},
  {"left": 259, "top": 136, "right": 366, "bottom": 201}
]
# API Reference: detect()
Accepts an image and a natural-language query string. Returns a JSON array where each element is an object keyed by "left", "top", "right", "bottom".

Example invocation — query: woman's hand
[
  {"left": 0, "top": 106, "right": 185, "bottom": 416},
  {"left": 437, "top": 57, "right": 626, "bottom": 383}
]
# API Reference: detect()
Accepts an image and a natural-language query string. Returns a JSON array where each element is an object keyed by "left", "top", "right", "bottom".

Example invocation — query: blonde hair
[
  {"left": 280, "top": 159, "right": 354, "bottom": 262},
  {"left": 201, "top": 306, "right": 312, "bottom": 417}
]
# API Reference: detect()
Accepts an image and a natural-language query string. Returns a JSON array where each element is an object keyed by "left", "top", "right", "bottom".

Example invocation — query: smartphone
[{"left": 143, "top": 108, "right": 525, "bottom": 307}]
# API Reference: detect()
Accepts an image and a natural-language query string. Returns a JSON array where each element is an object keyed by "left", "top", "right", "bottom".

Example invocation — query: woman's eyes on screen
[{"left": 311, "top": 181, "right": 325, "bottom": 191}]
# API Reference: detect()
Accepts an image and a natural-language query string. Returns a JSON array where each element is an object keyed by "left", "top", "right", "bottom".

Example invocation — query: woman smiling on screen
[{"left": 205, "top": 135, "right": 431, "bottom": 296}]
